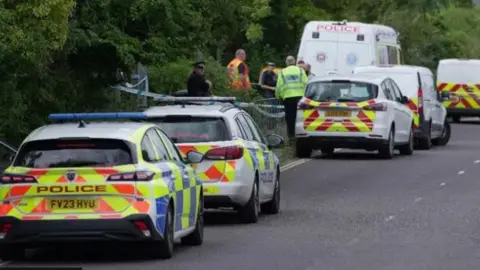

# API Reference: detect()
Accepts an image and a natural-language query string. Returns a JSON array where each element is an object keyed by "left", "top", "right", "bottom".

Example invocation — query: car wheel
[
  {"left": 239, "top": 176, "right": 260, "bottom": 223},
  {"left": 432, "top": 120, "right": 451, "bottom": 146},
  {"left": 0, "top": 245, "right": 25, "bottom": 261},
  {"left": 452, "top": 116, "right": 461, "bottom": 122},
  {"left": 399, "top": 125, "right": 414, "bottom": 155},
  {"left": 320, "top": 147, "right": 334, "bottom": 155},
  {"left": 417, "top": 121, "right": 432, "bottom": 150},
  {"left": 181, "top": 192, "right": 204, "bottom": 246},
  {"left": 378, "top": 127, "right": 394, "bottom": 159},
  {"left": 295, "top": 140, "right": 312, "bottom": 158},
  {"left": 261, "top": 168, "right": 280, "bottom": 215},
  {"left": 149, "top": 203, "right": 175, "bottom": 259}
]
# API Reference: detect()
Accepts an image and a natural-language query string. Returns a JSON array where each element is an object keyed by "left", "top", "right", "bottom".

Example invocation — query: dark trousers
[{"left": 283, "top": 96, "right": 302, "bottom": 138}]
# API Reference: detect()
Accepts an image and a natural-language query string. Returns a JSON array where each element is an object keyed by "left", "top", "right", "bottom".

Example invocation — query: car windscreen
[
  {"left": 152, "top": 116, "right": 230, "bottom": 143},
  {"left": 305, "top": 81, "right": 378, "bottom": 102},
  {"left": 14, "top": 139, "right": 133, "bottom": 168}
]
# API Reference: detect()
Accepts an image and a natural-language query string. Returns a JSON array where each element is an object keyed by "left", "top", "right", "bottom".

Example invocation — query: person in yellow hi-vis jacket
[{"left": 275, "top": 55, "right": 308, "bottom": 139}]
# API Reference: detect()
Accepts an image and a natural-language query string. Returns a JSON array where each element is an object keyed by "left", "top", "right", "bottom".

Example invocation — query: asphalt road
[{"left": 4, "top": 121, "right": 480, "bottom": 270}]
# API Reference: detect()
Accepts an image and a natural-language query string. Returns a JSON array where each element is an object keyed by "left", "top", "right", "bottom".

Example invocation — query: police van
[{"left": 297, "top": 20, "right": 402, "bottom": 76}]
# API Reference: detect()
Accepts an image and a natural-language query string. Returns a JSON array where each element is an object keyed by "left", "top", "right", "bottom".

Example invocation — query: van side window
[{"left": 387, "top": 46, "right": 399, "bottom": 64}]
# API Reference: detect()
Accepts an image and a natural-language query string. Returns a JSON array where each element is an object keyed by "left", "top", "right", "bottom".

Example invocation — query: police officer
[
  {"left": 275, "top": 56, "right": 308, "bottom": 140},
  {"left": 187, "top": 60, "right": 212, "bottom": 97}
]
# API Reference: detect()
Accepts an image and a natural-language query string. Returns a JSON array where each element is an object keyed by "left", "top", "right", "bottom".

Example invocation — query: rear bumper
[
  {"left": 297, "top": 136, "right": 388, "bottom": 149},
  {"left": 203, "top": 180, "right": 253, "bottom": 208},
  {"left": 446, "top": 108, "right": 480, "bottom": 117},
  {"left": 0, "top": 214, "right": 162, "bottom": 245}
]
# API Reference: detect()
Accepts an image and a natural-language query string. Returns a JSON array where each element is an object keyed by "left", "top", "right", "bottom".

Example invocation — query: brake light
[
  {"left": 106, "top": 171, "right": 155, "bottom": 181},
  {"left": 363, "top": 103, "right": 387, "bottom": 111},
  {"left": 205, "top": 146, "right": 244, "bottom": 160},
  {"left": 0, "top": 173, "right": 37, "bottom": 184},
  {"left": 418, "top": 87, "right": 424, "bottom": 114},
  {"left": 297, "top": 102, "right": 314, "bottom": 110},
  {"left": 0, "top": 222, "right": 12, "bottom": 239}
]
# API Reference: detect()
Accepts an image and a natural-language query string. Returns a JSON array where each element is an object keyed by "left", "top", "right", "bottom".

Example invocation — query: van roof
[
  {"left": 354, "top": 65, "right": 432, "bottom": 75},
  {"left": 303, "top": 21, "right": 398, "bottom": 34},
  {"left": 439, "top": 59, "right": 480, "bottom": 65}
]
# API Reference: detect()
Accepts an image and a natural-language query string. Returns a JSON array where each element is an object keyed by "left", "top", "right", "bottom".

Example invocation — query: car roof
[
  {"left": 143, "top": 104, "right": 240, "bottom": 117},
  {"left": 309, "top": 74, "right": 388, "bottom": 85},
  {"left": 354, "top": 65, "right": 432, "bottom": 75},
  {"left": 23, "top": 122, "right": 155, "bottom": 143}
]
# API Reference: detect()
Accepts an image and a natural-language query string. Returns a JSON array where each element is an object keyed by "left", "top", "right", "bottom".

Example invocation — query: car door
[
  {"left": 0, "top": 140, "right": 17, "bottom": 173},
  {"left": 425, "top": 76, "right": 444, "bottom": 137},
  {"left": 234, "top": 113, "right": 266, "bottom": 200},
  {"left": 241, "top": 113, "right": 276, "bottom": 200},
  {"left": 145, "top": 129, "right": 189, "bottom": 232},
  {"left": 156, "top": 128, "right": 200, "bottom": 230},
  {"left": 385, "top": 79, "right": 410, "bottom": 142}
]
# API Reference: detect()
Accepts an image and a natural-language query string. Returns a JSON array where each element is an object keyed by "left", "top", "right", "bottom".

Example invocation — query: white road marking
[
  {"left": 458, "top": 171, "right": 465, "bottom": 175},
  {"left": 414, "top": 197, "right": 423, "bottom": 203},
  {"left": 475, "top": 160, "right": 480, "bottom": 164},
  {"left": 385, "top": 215, "right": 395, "bottom": 222},
  {"left": 440, "top": 182, "right": 446, "bottom": 186},
  {"left": 280, "top": 148, "right": 344, "bottom": 172}
]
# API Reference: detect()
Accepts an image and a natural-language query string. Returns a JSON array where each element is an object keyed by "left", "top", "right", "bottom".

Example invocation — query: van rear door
[{"left": 335, "top": 32, "right": 372, "bottom": 75}]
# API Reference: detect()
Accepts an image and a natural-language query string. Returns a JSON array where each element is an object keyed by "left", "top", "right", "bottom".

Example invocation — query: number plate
[
  {"left": 325, "top": 111, "right": 351, "bottom": 117},
  {"left": 48, "top": 199, "right": 98, "bottom": 210}
]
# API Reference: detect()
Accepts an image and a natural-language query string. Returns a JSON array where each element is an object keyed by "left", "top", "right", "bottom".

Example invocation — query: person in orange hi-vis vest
[{"left": 227, "top": 49, "right": 251, "bottom": 90}]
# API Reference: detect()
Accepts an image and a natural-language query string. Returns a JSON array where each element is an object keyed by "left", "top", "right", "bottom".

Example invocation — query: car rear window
[
  {"left": 14, "top": 139, "right": 133, "bottom": 168},
  {"left": 152, "top": 116, "right": 230, "bottom": 143},
  {"left": 305, "top": 81, "right": 378, "bottom": 102}
]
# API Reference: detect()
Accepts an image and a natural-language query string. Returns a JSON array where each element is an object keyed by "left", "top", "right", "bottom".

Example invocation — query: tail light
[
  {"left": 418, "top": 87, "right": 424, "bottom": 114},
  {"left": 106, "top": 171, "right": 155, "bottom": 181},
  {"left": 205, "top": 146, "right": 244, "bottom": 160},
  {"left": 0, "top": 222, "right": 12, "bottom": 239},
  {"left": 0, "top": 173, "right": 37, "bottom": 184},
  {"left": 363, "top": 103, "right": 387, "bottom": 111},
  {"left": 297, "top": 102, "right": 314, "bottom": 110}
]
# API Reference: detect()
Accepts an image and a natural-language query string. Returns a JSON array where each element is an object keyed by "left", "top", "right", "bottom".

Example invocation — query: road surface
[{"left": 4, "top": 121, "right": 480, "bottom": 270}]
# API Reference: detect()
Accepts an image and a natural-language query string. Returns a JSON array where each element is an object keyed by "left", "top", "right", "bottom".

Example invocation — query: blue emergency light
[{"left": 48, "top": 112, "right": 147, "bottom": 121}]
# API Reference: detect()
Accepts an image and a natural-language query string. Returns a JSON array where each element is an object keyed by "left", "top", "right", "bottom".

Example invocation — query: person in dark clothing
[
  {"left": 187, "top": 60, "right": 212, "bottom": 97},
  {"left": 260, "top": 62, "right": 277, "bottom": 99}
]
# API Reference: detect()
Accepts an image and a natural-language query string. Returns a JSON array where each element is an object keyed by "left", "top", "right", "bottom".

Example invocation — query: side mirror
[
  {"left": 185, "top": 151, "right": 204, "bottom": 164},
  {"left": 266, "top": 134, "right": 284, "bottom": 148},
  {"left": 440, "top": 91, "right": 450, "bottom": 101},
  {"left": 401, "top": 96, "right": 409, "bottom": 104}
]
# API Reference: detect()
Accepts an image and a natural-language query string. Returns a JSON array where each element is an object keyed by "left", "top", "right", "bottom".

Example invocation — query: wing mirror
[
  {"left": 266, "top": 134, "right": 284, "bottom": 148},
  {"left": 185, "top": 151, "right": 204, "bottom": 164},
  {"left": 440, "top": 91, "right": 450, "bottom": 101},
  {"left": 401, "top": 96, "right": 409, "bottom": 104}
]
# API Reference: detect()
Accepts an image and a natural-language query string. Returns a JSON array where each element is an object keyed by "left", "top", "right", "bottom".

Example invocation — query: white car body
[
  {"left": 143, "top": 102, "right": 282, "bottom": 221},
  {"left": 295, "top": 74, "right": 414, "bottom": 158},
  {"left": 353, "top": 65, "right": 449, "bottom": 148},
  {"left": 297, "top": 20, "right": 402, "bottom": 76}
]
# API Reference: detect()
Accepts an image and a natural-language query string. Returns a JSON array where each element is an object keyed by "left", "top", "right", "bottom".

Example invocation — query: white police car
[{"left": 142, "top": 97, "right": 285, "bottom": 223}]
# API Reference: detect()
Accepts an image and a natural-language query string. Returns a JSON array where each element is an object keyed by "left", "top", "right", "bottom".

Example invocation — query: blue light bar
[{"left": 48, "top": 112, "right": 147, "bottom": 121}]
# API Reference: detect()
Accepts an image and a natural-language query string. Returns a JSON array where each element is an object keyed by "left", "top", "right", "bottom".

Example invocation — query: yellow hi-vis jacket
[{"left": 275, "top": 65, "right": 308, "bottom": 100}]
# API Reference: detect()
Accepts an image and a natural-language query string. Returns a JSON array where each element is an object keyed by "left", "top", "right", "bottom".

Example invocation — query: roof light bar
[{"left": 48, "top": 112, "right": 147, "bottom": 121}]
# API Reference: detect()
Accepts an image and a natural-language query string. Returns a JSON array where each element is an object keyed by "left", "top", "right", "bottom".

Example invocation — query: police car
[
  {"left": 0, "top": 113, "right": 204, "bottom": 260},
  {"left": 142, "top": 97, "right": 284, "bottom": 223},
  {"left": 295, "top": 75, "right": 415, "bottom": 159}
]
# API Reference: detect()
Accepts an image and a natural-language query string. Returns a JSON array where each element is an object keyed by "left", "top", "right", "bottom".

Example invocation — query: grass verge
[{"left": 273, "top": 145, "right": 296, "bottom": 165}]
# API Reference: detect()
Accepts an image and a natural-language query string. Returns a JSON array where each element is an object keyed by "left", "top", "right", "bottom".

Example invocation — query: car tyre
[
  {"left": 417, "top": 121, "right": 432, "bottom": 150},
  {"left": 239, "top": 177, "right": 260, "bottom": 223},
  {"left": 295, "top": 140, "right": 312, "bottom": 158},
  {"left": 261, "top": 168, "right": 280, "bottom": 215},
  {"left": 399, "top": 125, "right": 414, "bottom": 155},
  {"left": 452, "top": 116, "right": 461, "bottom": 123},
  {"left": 378, "top": 127, "right": 394, "bottom": 159},
  {"left": 320, "top": 147, "right": 334, "bottom": 155},
  {"left": 432, "top": 120, "right": 451, "bottom": 146},
  {"left": 149, "top": 203, "right": 175, "bottom": 259},
  {"left": 181, "top": 193, "right": 204, "bottom": 246},
  {"left": 0, "top": 245, "right": 25, "bottom": 261}
]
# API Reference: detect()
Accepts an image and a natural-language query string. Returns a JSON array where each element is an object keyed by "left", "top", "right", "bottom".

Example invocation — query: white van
[
  {"left": 297, "top": 20, "right": 402, "bottom": 76},
  {"left": 436, "top": 59, "right": 480, "bottom": 122},
  {"left": 353, "top": 65, "right": 451, "bottom": 149}
]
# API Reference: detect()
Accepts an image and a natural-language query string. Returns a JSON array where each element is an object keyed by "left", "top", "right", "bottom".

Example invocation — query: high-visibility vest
[
  {"left": 276, "top": 66, "right": 308, "bottom": 99},
  {"left": 227, "top": 58, "right": 251, "bottom": 89},
  {"left": 258, "top": 67, "right": 282, "bottom": 83}
]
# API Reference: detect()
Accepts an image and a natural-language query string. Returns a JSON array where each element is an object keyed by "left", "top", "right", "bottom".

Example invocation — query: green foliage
[{"left": 0, "top": 0, "right": 478, "bottom": 146}]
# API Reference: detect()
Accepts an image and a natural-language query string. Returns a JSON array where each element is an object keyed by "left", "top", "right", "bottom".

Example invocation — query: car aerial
[
  {"left": 142, "top": 97, "right": 284, "bottom": 224},
  {"left": 353, "top": 65, "right": 451, "bottom": 149},
  {"left": 0, "top": 112, "right": 204, "bottom": 260},
  {"left": 295, "top": 74, "right": 415, "bottom": 159}
]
